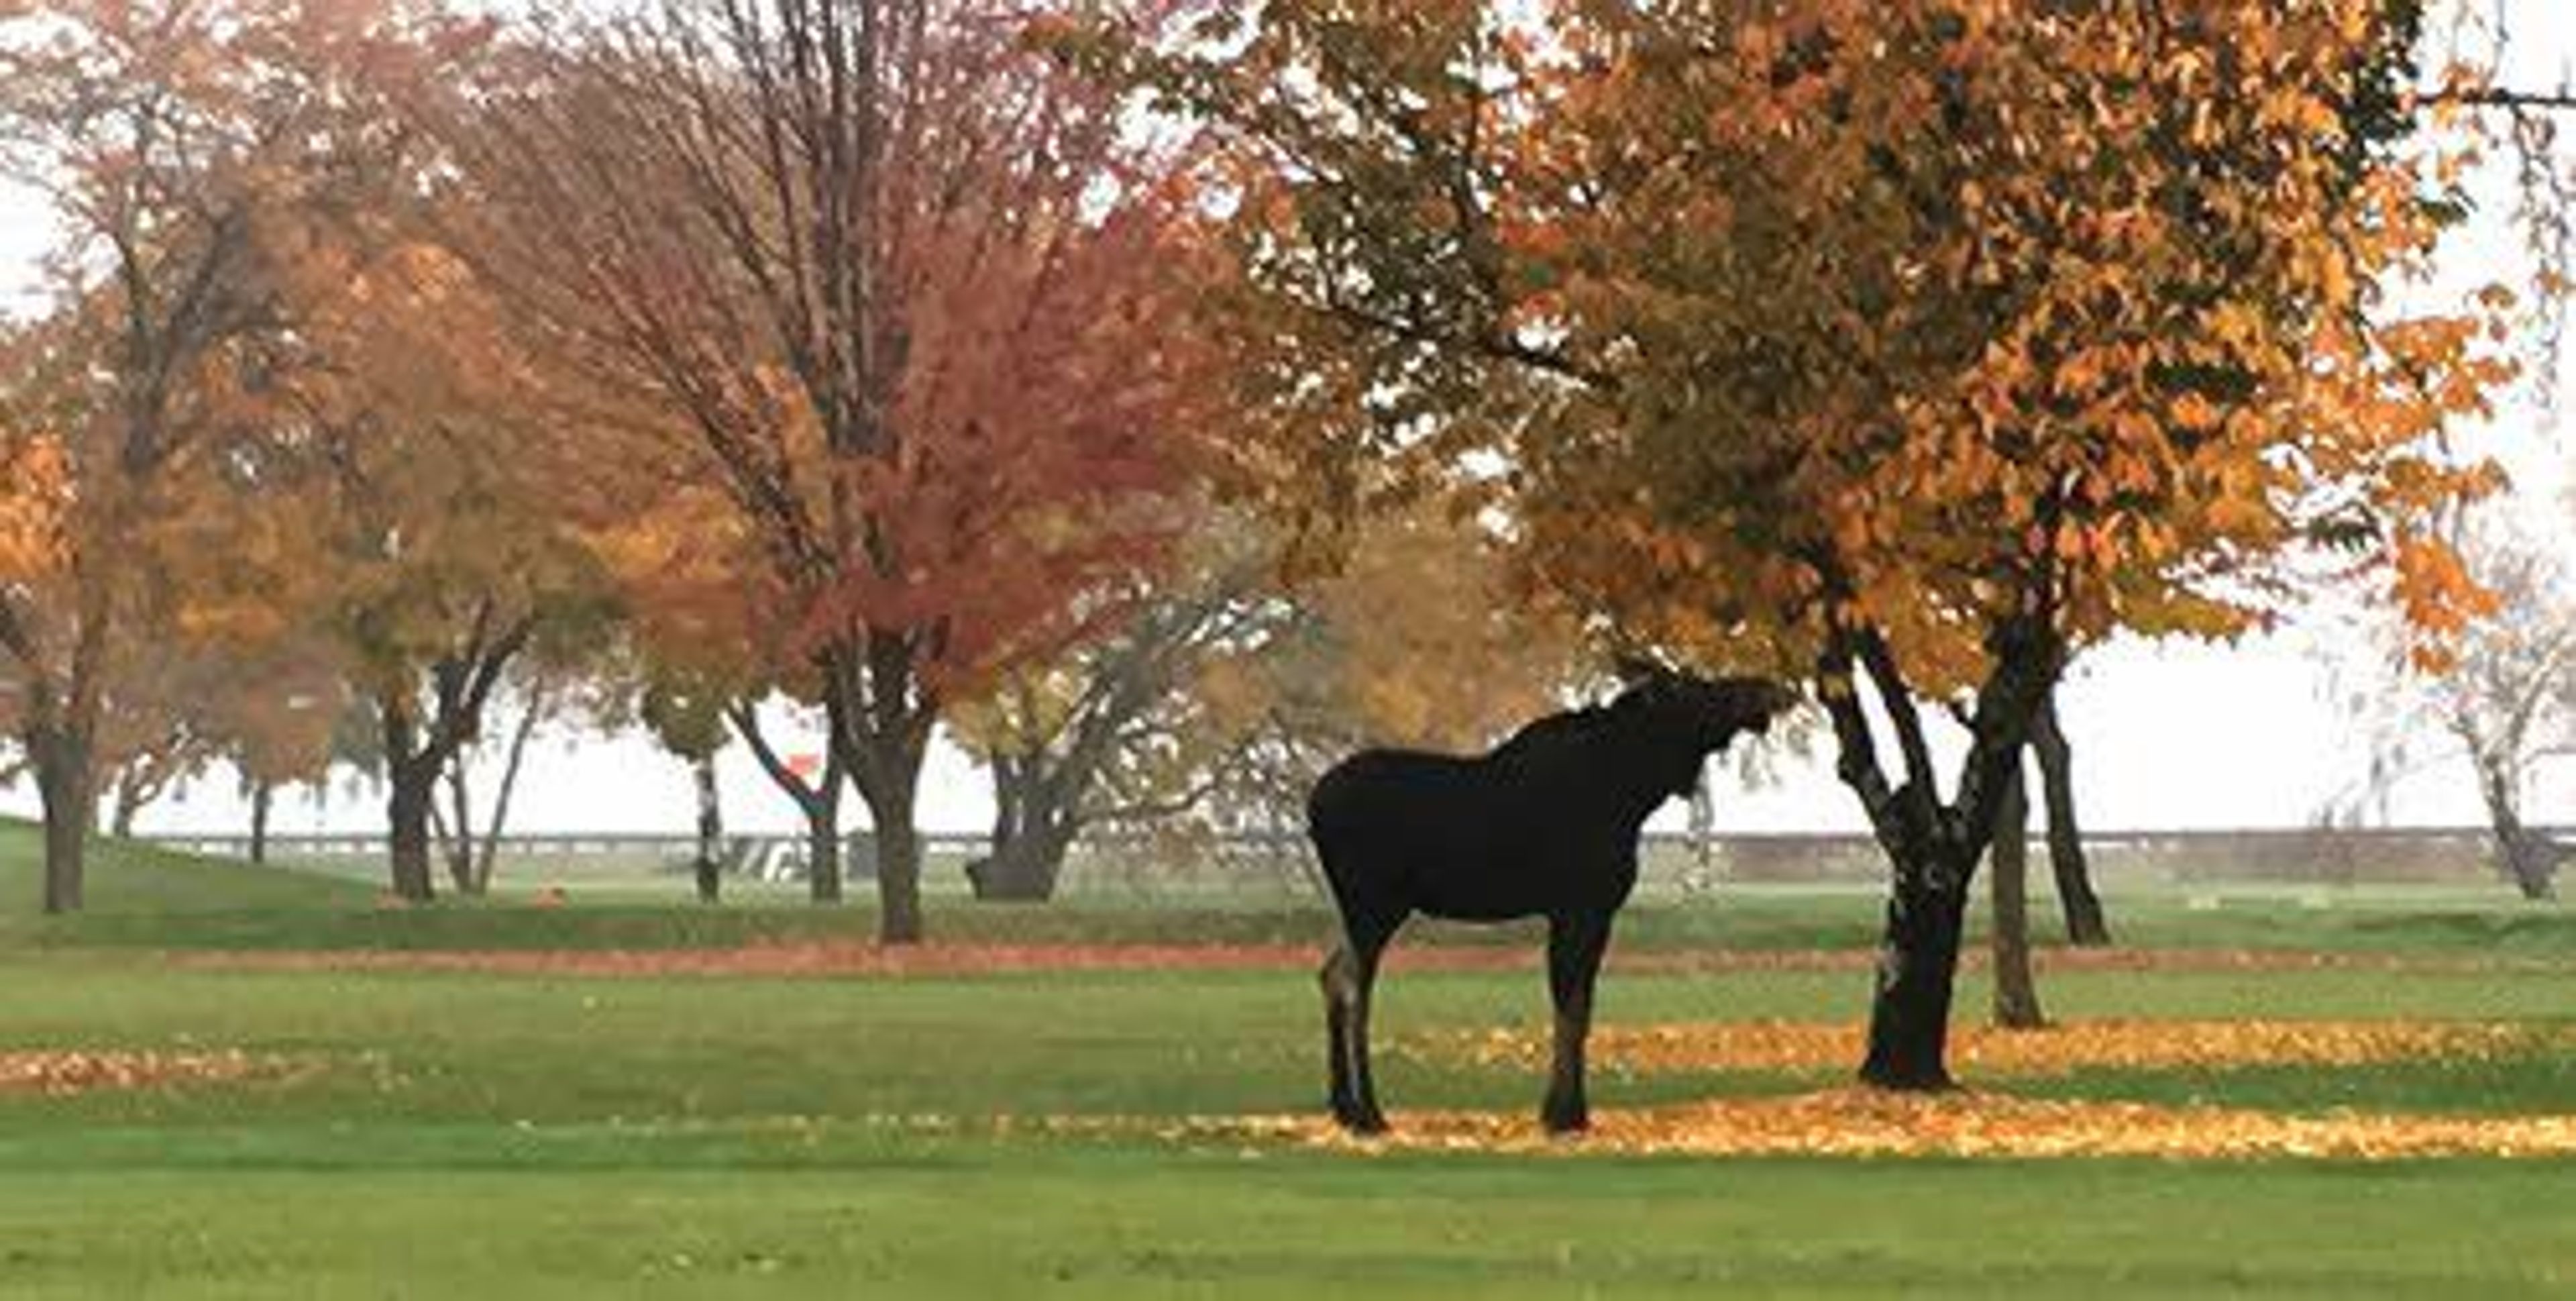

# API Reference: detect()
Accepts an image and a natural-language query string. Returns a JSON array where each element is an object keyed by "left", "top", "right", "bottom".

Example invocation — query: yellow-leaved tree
[{"left": 1117, "top": 0, "right": 2511, "bottom": 1086}]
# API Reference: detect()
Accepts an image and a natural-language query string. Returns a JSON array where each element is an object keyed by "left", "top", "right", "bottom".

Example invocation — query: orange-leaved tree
[
  {"left": 429, "top": 0, "right": 1219, "bottom": 941},
  {"left": 1130, "top": 0, "right": 2509, "bottom": 1086},
  {"left": 0, "top": 0, "right": 447, "bottom": 908},
  {"left": 588, "top": 482, "right": 856, "bottom": 902},
  {"left": 282, "top": 232, "right": 620, "bottom": 904}
]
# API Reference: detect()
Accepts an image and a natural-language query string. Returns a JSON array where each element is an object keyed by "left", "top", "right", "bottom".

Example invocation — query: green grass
[
  {"left": 0, "top": 1157, "right": 2567, "bottom": 1300},
  {"left": 0, "top": 821, "right": 2568, "bottom": 1296},
  {"left": 9, "top": 819, "right": 2574, "bottom": 959},
  {"left": 0, "top": 821, "right": 373, "bottom": 919}
]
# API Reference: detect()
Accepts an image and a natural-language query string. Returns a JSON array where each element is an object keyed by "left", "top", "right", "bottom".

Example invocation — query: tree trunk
[
  {"left": 386, "top": 762, "right": 439, "bottom": 904},
  {"left": 2029, "top": 696, "right": 2111, "bottom": 945},
  {"left": 805, "top": 802, "right": 843, "bottom": 905},
  {"left": 967, "top": 825, "right": 1075, "bottom": 902},
  {"left": 473, "top": 690, "right": 546, "bottom": 894},
  {"left": 807, "top": 791, "right": 845, "bottom": 906},
  {"left": 1988, "top": 766, "right": 2046, "bottom": 1030},
  {"left": 2477, "top": 758, "right": 2561, "bottom": 902},
  {"left": 1826, "top": 617, "right": 2062, "bottom": 1092},
  {"left": 727, "top": 701, "right": 845, "bottom": 904},
  {"left": 109, "top": 767, "right": 147, "bottom": 839},
  {"left": 967, "top": 760, "right": 1077, "bottom": 902},
  {"left": 32, "top": 727, "right": 92, "bottom": 915},
  {"left": 248, "top": 780, "right": 274, "bottom": 866},
  {"left": 1860, "top": 843, "right": 1978, "bottom": 1090},
  {"left": 692, "top": 751, "right": 722, "bottom": 904},
  {"left": 857, "top": 758, "right": 926, "bottom": 944},
  {"left": 441, "top": 759, "right": 478, "bottom": 896},
  {"left": 825, "top": 642, "right": 934, "bottom": 942}
]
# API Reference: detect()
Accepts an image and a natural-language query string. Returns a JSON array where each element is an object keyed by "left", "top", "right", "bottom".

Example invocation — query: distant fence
[{"left": 144, "top": 824, "right": 2568, "bottom": 894}]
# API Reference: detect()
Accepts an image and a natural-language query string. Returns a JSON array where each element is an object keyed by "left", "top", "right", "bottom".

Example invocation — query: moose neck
[{"left": 1604, "top": 729, "right": 1718, "bottom": 829}]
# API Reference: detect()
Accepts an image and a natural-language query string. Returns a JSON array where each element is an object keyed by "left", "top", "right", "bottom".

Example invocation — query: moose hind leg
[{"left": 1542, "top": 911, "right": 1613, "bottom": 1135}]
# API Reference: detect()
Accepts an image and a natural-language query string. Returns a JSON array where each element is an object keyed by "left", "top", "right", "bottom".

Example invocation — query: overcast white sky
[{"left": 3, "top": 5, "right": 2574, "bottom": 839}]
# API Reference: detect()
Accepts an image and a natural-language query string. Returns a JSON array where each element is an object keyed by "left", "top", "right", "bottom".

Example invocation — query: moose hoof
[
  {"left": 1541, "top": 1102, "right": 1590, "bottom": 1136},
  {"left": 1332, "top": 1102, "right": 1390, "bottom": 1135}
]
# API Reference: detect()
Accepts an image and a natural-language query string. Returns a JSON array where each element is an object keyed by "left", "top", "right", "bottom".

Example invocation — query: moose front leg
[{"left": 1542, "top": 910, "right": 1613, "bottom": 1135}]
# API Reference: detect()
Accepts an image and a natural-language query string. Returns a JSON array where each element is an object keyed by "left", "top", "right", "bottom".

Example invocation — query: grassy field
[{"left": 0, "top": 821, "right": 2568, "bottom": 1297}]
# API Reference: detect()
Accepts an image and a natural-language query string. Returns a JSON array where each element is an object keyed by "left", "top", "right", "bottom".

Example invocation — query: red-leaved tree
[{"left": 429, "top": 1, "right": 1216, "bottom": 941}]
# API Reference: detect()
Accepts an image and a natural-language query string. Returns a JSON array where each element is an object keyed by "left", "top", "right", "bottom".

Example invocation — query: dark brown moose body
[{"left": 1305, "top": 669, "right": 1791, "bottom": 1134}]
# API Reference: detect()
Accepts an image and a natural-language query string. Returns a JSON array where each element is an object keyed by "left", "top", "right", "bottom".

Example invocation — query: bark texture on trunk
[
  {"left": 33, "top": 729, "right": 93, "bottom": 915},
  {"left": 1822, "top": 614, "right": 2063, "bottom": 1092},
  {"left": 861, "top": 765, "right": 925, "bottom": 943},
  {"left": 386, "top": 763, "right": 439, "bottom": 903},
  {"left": 2029, "top": 696, "right": 2112, "bottom": 945},
  {"left": 1988, "top": 766, "right": 2046, "bottom": 1030},
  {"left": 1859, "top": 851, "right": 1976, "bottom": 1089}
]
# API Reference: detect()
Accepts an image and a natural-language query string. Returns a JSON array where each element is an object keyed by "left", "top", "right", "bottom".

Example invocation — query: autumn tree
[
  {"left": 1137, "top": 0, "right": 2506, "bottom": 1087},
  {"left": 433, "top": 0, "right": 1217, "bottom": 941},
  {"left": 268, "top": 217, "right": 622, "bottom": 902},
  {"left": 590, "top": 479, "right": 858, "bottom": 902},
  {"left": 1190, "top": 505, "right": 1587, "bottom": 843},
  {"left": 0, "top": 1, "right": 433, "bottom": 909},
  {"left": 206, "top": 635, "right": 347, "bottom": 865},
  {"left": 2329, "top": 518, "right": 2573, "bottom": 900},
  {"left": 949, "top": 512, "right": 1279, "bottom": 902},
  {"left": 631, "top": 662, "right": 735, "bottom": 904}
]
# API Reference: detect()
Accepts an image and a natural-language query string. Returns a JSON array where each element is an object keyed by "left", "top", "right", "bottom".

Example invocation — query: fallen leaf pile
[
  {"left": 1440, "top": 1019, "right": 2554, "bottom": 1079},
  {"left": 1121, "top": 1090, "right": 2576, "bottom": 1161},
  {"left": 0, "top": 1049, "right": 275, "bottom": 1096}
]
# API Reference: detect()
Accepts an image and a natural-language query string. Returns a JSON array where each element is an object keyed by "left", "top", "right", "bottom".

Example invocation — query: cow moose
[{"left": 1305, "top": 666, "right": 1793, "bottom": 1134}]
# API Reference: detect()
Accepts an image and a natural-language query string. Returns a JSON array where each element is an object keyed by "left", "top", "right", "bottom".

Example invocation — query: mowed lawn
[{"left": 0, "top": 823, "right": 2569, "bottom": 1298}]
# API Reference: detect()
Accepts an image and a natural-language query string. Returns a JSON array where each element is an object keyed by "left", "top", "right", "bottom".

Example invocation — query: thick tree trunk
[
  {"left": 1827, "top": 616, "right": 2062, "bottom": 1092},
  {"left": 967, "top": 825, "right": 1075, "bottom": 902},
  {"left": 692, "top": 751, "right": 723, "bottom": 904},
  {"left": 967, "top": 761, "right": 1077, "bottom": 902},
  {"left": 1860, "top": 845, "right": 1977, "bottom": 1090},
  {"left": 1988, "top": 766, "right": 2046, "bottom": 1030},
  {"left": 32, "top": 728, "right": 92, "bottom": 915},
  {"left": 825, "top": 642, "right": 934, "bottom": 941},
  {"left": 2029, "top": 696, "right": 2111, "bottom": 945},
  {"left": 859, "top": 763, "right": 925, "bottom": 944},
  {"left": 248, "top": 780, "right": 274, "bottom": 866},
  {"left": 386, "top": 763, "right": 439, "bottom": 904}
]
